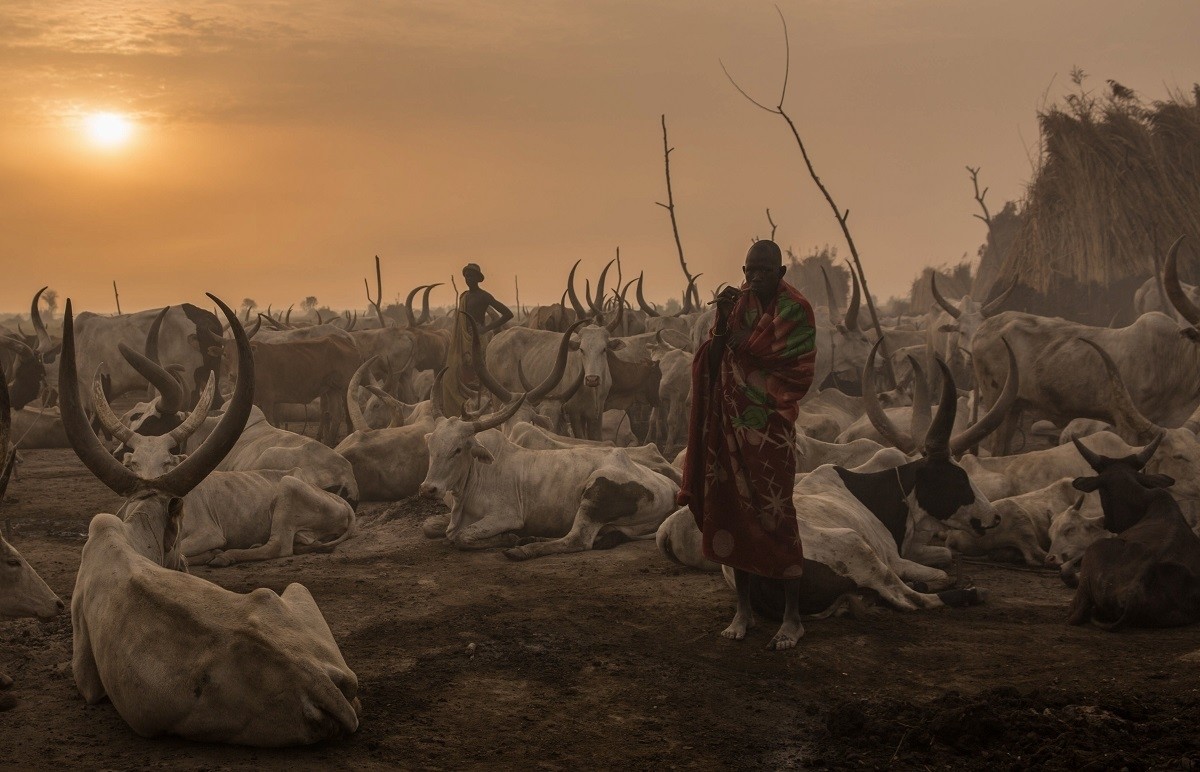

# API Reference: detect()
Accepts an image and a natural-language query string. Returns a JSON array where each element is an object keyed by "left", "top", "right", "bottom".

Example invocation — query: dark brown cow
[
  {"left": 1067, "top": 436, "right": 1200, "bottom": 630},
  {"left": 249, "top": 335, "right": 360, "bottom": 444}
]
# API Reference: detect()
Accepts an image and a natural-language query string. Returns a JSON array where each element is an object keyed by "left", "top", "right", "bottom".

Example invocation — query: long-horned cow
[{"left": 60, "top": 295, "right": 360, "bottom": 745}]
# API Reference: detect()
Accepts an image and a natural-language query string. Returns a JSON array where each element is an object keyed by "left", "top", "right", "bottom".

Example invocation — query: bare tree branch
[
  {"left": 722, "top": 9, "right": 897, "bottom": 387},
  {"left": 966, "top": 166, "right": 993, "bottom": 229},
  {"left": 766, "top": 209, "right": 778, "bottom": 241},
  {"left": 657, "top": 114, "right": 699, "bottom": 308},
  {"left": 364, "top": 255, "right": 387, "bottom": 328},
  {"left": 112, "top": 280, "right": 122, "bottom": 315}
]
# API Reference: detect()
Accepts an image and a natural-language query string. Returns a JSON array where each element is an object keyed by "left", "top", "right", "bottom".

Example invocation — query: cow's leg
[
  {"left": 722, "top": 568, "right": 757, "bottom": 640},
  {"left": 812, "top": 529, "right": 946, "bottom": 611},
  {"left": 904, "top": 543, "right": 954, "bottom": 567},
  {"left": 503, "top": 519, "right": 602, "bottom": 561},
  {"left": 178, "top": 522, "right": 228, "bottom": 565},
  {"left": 890, "top": 555, "right": 952, "bottom": 591},
  {"left": 451, "top": 511, "right": 524, "bottom": 550},
  {"left": 208, "top": 488, "right": 302, "bottom": 566}
]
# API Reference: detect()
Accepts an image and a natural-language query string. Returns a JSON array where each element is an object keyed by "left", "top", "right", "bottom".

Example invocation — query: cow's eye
[
  {"left": 449, "top": 448, "right": 460, "bottom": 457},
  {"left": 6, "top": 559, "right": 20, "bottom": 567}
]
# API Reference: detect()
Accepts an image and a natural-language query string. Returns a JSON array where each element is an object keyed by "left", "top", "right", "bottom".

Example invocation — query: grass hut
[{"left": 985, "top": 83, "right": 1200, "bottom": 326}]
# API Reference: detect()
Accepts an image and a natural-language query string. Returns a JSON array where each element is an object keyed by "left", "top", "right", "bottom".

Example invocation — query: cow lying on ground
[
  {"left": 0, "top": 373, "right": 65, "bottom": 701},
  {"left": 60, "top": 295, "right": 360, "bottom": 745},
  {"left": 659, "top": 351, "right": 1014, "bottom": 643},
  {"left": 419, "top": 396, "right": 679, "bottom": 559},
  {"left": 1066, "top": 435, "right": 1200, "bottom": 630}
]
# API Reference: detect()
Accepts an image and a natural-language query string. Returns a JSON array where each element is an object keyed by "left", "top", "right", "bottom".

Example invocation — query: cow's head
[
  {"left": 0, "top": 336, "right": 46, "bottom": 410},
  {"left": 58, "top": 294, "right": 255, "bottom": 571},
  {"left": 1071, "top": 434, "right": 1173, "bottom": 534},
  {"left": 865, "top": 341, "right": 1019, "bottom": 535},
  {"left": 114, "top": 339, "right": 189, "bottom": 455},
  {"left": 419, "top": 395, "right": 526, "bottom": 518},
  {"left": 826, "top": 264, "right": 872, "bottom": 383},
  {"left": 1046, "top": 494, "right": 1105, "bottom": 583}
]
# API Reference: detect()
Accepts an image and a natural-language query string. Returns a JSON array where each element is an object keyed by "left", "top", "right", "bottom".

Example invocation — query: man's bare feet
[
  {"left": 767, "top": 619, "right": 805, "bottom": 650},
  {"left": 721, "top": 612, "right": 755, "bottom": 640}
]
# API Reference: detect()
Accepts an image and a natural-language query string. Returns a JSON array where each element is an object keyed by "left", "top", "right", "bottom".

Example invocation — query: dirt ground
[{"left": 3, "top": 448, "right": 1200, "bottom": 770}]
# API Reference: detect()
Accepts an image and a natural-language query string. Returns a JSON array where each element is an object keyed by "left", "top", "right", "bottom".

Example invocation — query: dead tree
[
  {"left": 655, "top": 115, "right": 700, "bottom": 309},
  {"left": 966, "top": 166, "right": 993, "bottom": 230},
  {"left": 364, "top": 255, "right": 387, "bottom": 328},
  {"left": 722, "top": 8, "right": 896, "bottom": 387}
]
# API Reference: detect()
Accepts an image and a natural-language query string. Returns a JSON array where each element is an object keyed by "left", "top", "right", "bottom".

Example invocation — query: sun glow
[{"left": 83, "top": 112, "right": 134, "bottom": 149}]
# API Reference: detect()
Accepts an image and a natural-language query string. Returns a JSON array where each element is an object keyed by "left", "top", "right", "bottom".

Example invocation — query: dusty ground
[{"left": 3, "top": 448, "right": 1200, "bottom": 770}]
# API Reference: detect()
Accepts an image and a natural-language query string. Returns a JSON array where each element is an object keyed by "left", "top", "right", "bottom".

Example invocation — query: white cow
[
  {"left": 60, "top": 295, "right": 360, "bottom": 746},
  {"left": 419, "top": 397, "right": 679, "bottom": 558}
]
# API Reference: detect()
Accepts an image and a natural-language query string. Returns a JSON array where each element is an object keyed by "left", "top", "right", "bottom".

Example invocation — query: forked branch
[
  {"left": 655, "top": 114, "right": 699, "bottom": 309},
  {"left": 721, "top": 5, "right": 896, "bottom": 386}
]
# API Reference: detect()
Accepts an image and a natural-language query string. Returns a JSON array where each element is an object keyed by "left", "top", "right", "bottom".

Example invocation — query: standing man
[
  {"left": 678, "top": 239, "right": 817, "bottom": 650},
  {"left": 442, "top": 263, "right": 515, "bottom": 417}
]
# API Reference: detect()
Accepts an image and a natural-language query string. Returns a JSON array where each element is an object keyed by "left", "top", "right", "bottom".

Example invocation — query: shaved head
[{"left": 746, "top": 239, "right": 783, "bottom": 267}]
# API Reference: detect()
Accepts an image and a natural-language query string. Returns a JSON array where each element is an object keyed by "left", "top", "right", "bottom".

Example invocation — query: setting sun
[{"left": 83, "top": 111, "right": 134, "bottom": 149}]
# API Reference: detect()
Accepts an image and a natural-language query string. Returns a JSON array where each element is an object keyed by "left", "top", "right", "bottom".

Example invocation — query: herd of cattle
[{"left": 2, "top": 242, "right": 1200, "bottom": 745}]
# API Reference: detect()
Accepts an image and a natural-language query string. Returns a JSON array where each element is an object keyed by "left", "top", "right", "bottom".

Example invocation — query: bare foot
[
  {"left": 720, "top": 613, "right": 755, "bottom": 641},
  {"left": 767, "top": 620, "right": 805, "bottom": 651}
]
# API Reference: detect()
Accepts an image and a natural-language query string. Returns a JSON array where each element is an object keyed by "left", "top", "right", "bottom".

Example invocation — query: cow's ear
[
  {"left": 569, "top": 340, "right": 581, "bottom": 351},
  {"left": 1072, "top": 476, "right": 1102, "bottom": 492},
  {"left": 938, "top": 323, "right": 960, "bottom": 333},
  {"left": 186, "top": 333, "right": 200, "bottom": 351},
  {"left": 470, "top": 442, "right": 494, "bottom": 464},
  {"left": 1137, "top": 472, "right": 1175, "bottom": 489},
  {"left": 608, "top": 339, "right": 626, "bottom": 351}
]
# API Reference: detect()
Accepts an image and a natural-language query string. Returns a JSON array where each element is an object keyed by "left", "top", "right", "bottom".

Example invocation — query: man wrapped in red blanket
[{"left": 678, "top": 239, "right": 817, "bottom": 650}]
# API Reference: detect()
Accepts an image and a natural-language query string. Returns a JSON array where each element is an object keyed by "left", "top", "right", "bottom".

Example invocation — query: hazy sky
[{"left": 1, "top": 1, "right": 1197, "bottom": 314}]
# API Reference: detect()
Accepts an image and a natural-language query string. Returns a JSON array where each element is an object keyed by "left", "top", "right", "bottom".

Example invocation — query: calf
[{"left": 1067, "top": 436, "right": 1200, "bottom": 629}]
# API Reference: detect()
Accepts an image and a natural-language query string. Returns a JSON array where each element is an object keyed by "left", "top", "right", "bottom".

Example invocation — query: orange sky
[{"left": 1, "top": 1, "right": 1198, "bottom": 315}]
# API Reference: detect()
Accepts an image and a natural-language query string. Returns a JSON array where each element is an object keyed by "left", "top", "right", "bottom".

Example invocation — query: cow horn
[
  {"left": 470, "top": 393, "right": 527, "bottom": 434},
  {"left": 167, "top": 373, "right": 216, "bottom": 447},
  {"left": 156, "top": 294, "right": 254, "bottom": 498},
  {"left": 679, "top": 273, "right": 702, "bottom": 315},
  {"left": 862, "top": 338, "right": 915, "bottom": 454},
  {"left": 430, "top": 368, "right": 447, "bottom": 419},
  {"left": 529, "top": 319, "right": 587, "bottom": 404},
  {"left": 548, "top": 368, "right": 585, "bottom": 403},
  {"left": 604, "top": 282, "right": 630, "bottom": 333},
  {"left": 590, "top": 260, "right": 615, "bottom": 320},
  {"left": 1163, "top": 235, "right": 1200, "bottom": 327},
  {"left": 90, "top": 370, "right": 135, "bottom": 445},
  {"left": 346, "top": 355, "right": 381, "bottom": 433},
  {"left": 419, "top": 284, "right": 443, "bottom": 325},
  {"left": 30, "top": 287, "right": 53, "bottom": 353},
  {"left": 347, "top": 310, "right": 358, "bottom": 331},
  {"left": 821, "top": 266, "right": 841, "bottom": 321},
  {"left": 567, "top": 260, "right": 591, "bottom": 318},
  {"left": 923, "top": 357, "right": 960, "bottom": 458},
  {"left": 404, "top": 285, "right": 425, "bottom": 327},
  {"left": 981, "top": 277, "right": 1018, "bottom": 317},
  {"left": 1073, "top": 337, "right": 1161, "bottom": 443},
  {"left": 59, "top": 301, "right": 142, "bottom": 496},
  {"left": 119, "top": 343, "right": 184, "bottom": 415},
  {"left": 907, "top": 355, "right": 931, "bottom": 446},
  {"left": 1072, "top": 437, "right": 1105, "bottom": 472},
  {"left": 930, "top": 273, "right": 961, "bottom": 320},
  {"left": 364, "top": 385, "right": 412, "bottom": 424},
  {"left": 844, "top": 262, "right": 862, "bottom": 330},
  {"left": 636, "top": 273, "right": 660, "bottom": 317},
  {"left": 247, "top": 316, "right": 262, "bottom": 339},
  {"left": 461, "top": 311, "right": 513, "bottom": 403},
  {"left": 0, "top": 334, "right": 36, "bottom": 360},
  {"left": 1134, "top": 433, "right": 1164, "bottom": 469},
  {"left": 948, "top": 337, "right": 1019, "bottom": 456},
  {"left": 146, "top": 307, "right": 169, "bottom": 365},
  {"left": 284, "top": 305, "right": 294, "bottom": 327}
]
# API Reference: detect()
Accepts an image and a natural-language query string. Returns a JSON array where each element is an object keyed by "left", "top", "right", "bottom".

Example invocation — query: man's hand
[{"left": 714, "top": 287, "right": 741, "bottom": 321}]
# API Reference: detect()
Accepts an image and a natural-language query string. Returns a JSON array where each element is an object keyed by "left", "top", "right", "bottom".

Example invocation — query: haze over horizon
[{"left": 1, "top": 0, "right": 1197, "bottom": 315}]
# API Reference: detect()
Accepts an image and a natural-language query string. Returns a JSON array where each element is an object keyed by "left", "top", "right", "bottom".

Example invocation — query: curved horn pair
[
  {"left": 59, "top": 295, "right": 254, "bottom": 498},
  {"left": 419, "top": 284, "right": 442, "bottom": 325},
  {"left": 30, "top": 287, "right": 54, "bottom": 353},
  {"left": 1073, "top": 433, "right": 1162, "bottom": 472},
  {"left": 566, "top": 261, "right": 592, "bottom": 319},
  {"left": 862, "top": 336, "right": 1018, "bottom": 456},
  {"left": 469, "top": 393, "right": 527, "bottom": 434},
  {"left": 404, "top": 285, "right": 426, "bottom": 327}
]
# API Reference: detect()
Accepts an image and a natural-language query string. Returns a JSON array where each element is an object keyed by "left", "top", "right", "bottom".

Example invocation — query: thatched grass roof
[{"left": 992, "top": 85, "right": 1200, "bottom": 324}]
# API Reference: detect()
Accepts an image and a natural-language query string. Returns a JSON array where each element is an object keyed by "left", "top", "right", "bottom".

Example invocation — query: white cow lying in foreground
[
  {"left": 419, "top": 396, "right": 679, "bottom": 559},
  {"left": 61, "top": 296, "right": 359, "bottom": 746}
]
